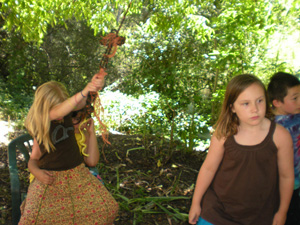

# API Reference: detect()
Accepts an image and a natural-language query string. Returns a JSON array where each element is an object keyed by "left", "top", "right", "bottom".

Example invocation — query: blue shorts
[{"left": 196, "top": 217, "right": 213, "bottom": 225}]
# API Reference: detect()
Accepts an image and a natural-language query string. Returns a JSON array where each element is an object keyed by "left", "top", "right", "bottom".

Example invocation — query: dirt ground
[{"left": 0, "top": 131, "right": 206, "bottom": 225}]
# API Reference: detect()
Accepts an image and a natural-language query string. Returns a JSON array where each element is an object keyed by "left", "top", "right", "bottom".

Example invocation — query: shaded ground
[{"left": 0, "top": 130, "right": 206, "bottom": 225}]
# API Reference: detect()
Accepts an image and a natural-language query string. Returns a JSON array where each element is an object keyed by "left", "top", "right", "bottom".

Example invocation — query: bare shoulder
[
  {"left": 211, "top": 134, "right": 225, "bottom": 145},
  {"left": 201, "top": 134, "right": 226, "bottom": 171},
  {"left": 274, "top": 123, "right": 291, "bottom": 139},
  {"left": 273, "top": 123, "right": 293, "bottom": 149},
  {"left": 209, "top": 134, "right": 226, "bottom": 152}
]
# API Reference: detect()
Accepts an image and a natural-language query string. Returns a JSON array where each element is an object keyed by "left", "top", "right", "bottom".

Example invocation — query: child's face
[
  {"left": 232, "top": 83, "right": 266, "bottom": 127},
  {"left": 275, "top": 85, "right": 300, "bottom": 115}
]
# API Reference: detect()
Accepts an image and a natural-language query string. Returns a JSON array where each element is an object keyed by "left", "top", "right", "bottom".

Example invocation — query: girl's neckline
[{"left": 232, "top": 121, "right": 273, "bottom": 148}]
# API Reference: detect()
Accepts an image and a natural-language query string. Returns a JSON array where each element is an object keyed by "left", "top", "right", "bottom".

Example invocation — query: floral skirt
[{"left": 19, "top": 163, "right": 118, "bottom": 225}]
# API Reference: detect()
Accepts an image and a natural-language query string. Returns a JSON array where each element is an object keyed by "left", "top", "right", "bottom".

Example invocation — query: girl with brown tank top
[
  {"left": 19, "top": 71, "right": 118, "bottom": 225},
  {"left": 189, "top": 74, "right": 294, "bottom": 225}
]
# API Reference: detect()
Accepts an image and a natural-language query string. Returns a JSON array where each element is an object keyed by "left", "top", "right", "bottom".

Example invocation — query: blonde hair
[
  {"left": 25, "top": 81, "right": 69, "bottom": 153},
  {"left": 214, "top": 74, "right": 271, "bottom": 139}
]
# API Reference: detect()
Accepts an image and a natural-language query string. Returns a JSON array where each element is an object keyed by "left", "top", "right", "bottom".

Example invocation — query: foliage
[
  {"left": 0, "top": 0, "right": 128, "bottom": 44},
  {"left": 253, "top": 0, "right": 300, "bottom": 77},
  {"left": 116, "top": 0, "right": 289, "bottom": 152},
  {"left": 0, "top": 0, "right": 208, "bottom": 45},
  {"left": 101, "top": 90, "right": 211, "bottom": 154},
  {"left": 0, "top": 20, "right": 104, "bottom": 119},
  {"left": 114, "top": 194, "right": 190, "bottom": 224},
  {"left": 1, "top": 0, "right": 300, "bottom": 151}
]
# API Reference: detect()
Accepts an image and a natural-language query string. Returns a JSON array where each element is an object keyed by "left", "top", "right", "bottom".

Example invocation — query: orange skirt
[{"left": 19, "top": 163, "right": 118, "bottom": 225}]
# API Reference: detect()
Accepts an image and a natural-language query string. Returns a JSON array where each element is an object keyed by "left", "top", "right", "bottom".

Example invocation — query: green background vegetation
[{"left": 1, "top": 0, "right": 300, "bottom": 151}]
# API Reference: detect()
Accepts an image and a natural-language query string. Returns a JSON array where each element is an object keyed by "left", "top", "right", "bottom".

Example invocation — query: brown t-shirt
[
  {"left": 201, "top": 121, "right": 279, "bottom": 225},
  {"left": 38, "top": 113, "right": 84, "bottom": 171}
]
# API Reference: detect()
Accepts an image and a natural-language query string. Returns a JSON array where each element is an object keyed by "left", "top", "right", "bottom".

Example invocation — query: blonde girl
[
  {"left": 28, "top": 112, "right": 102, "bottom": 184},
  {"left": 19, "top": 71, "right": 118, "bottom": 225},
  {"left": 189, "top": 74, "right": 294, "bottom": 225}
]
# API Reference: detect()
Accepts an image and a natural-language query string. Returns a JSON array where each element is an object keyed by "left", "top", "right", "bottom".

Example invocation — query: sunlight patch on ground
[{"left": 0, "top": 121, "right": 14, "bottom": 145}]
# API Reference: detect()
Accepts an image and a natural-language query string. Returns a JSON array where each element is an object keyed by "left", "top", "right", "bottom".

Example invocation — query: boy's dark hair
[{"left": 267, "top": 72, "right": 300, "bottom": 104}]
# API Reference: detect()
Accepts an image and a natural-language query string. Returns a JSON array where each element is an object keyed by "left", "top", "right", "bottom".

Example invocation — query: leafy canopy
[{"left": 1, "top": 0, "right": 210, "bottom": 44}]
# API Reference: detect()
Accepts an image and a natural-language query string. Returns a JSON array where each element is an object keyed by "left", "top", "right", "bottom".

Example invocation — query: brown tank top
[
  {"left": 38, "top": 113, "right": 84, "bottom": 171},
  {"left": 201, "top": 121, "right": 279, "bottom": 225}
]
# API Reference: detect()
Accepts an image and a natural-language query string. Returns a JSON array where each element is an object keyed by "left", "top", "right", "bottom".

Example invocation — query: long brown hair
[
  {"left": 214, "top": 74, "right": 271, "bottom": 139},
  {"left": 25, "top": 81, "right": 69, "bottom": 153}
]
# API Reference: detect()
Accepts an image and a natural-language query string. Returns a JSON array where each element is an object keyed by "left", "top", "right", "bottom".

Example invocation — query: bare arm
[
  {"left": 83, "top": 118, "right": 100, "bottom": 167},
  {"left": 28, "top": 138, "right": 42, "bottom": 174},
  {"left": 28, "top": 138, "right": 55, "bottom": 185},
  {"left": 272, "top": 124, "right": 294, "bottom": 225},
  {"left": 189, "top": 135, "right": 225, "bottom": 224},
  {"left": 49, "top": 72, "right": 106, "bottom": 121}
]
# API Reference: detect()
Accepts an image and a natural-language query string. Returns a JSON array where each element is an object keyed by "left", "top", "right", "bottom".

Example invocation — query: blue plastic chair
[{"left": 8, "top": 133, "right": 33, "bottom": 225}]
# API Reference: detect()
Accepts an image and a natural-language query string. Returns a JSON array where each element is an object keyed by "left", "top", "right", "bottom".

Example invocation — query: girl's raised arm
[
  {"left": 50, "top": 73, "right": 105, "bottom": 121},
  {"left": 272, "top": 124, "right": 294, "bottom": 225},
  {"left": 189, "top": 135, "right": 225, "bottom": 224}
]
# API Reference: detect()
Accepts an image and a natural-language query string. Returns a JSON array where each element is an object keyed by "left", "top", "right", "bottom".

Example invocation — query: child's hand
[
  {"left": 188, "top": 204, "right": 201, "bottom": 224},
  {"left": 35, "top": 169, "right": 55, "bottom": 185},
  {"left": 81, "top": 69, "right": 107, "bottom": 96},
  {"left": 82, "top": 82, "right": 100, "bottom": 97},
  {"left": 272, "top": 210, "right": 287, "bottom": 225},
  {"left": 92, "top": 68, "right": 107, "bottom": 91},
  {"left": 85, "top": 118, "right": 95, "bottom": 134}
]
